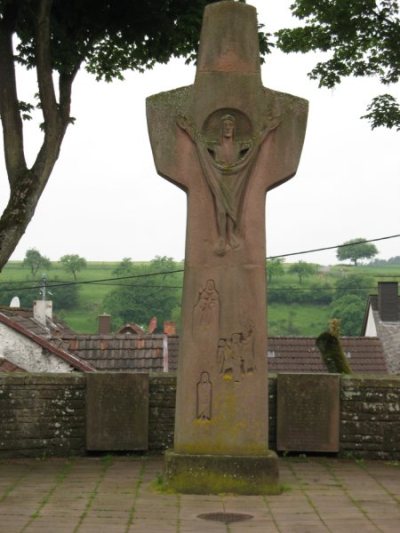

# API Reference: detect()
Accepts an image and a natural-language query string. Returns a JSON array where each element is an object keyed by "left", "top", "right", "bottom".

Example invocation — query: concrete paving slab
[{"left": 0, "top": 456, "right": 399, "bottom": 532}]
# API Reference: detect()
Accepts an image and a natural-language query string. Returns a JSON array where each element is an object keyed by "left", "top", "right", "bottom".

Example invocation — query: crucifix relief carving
[
  {"left": 147, "top": 1, "right": 308, "bottom": 458},
  {"left": 177, "top": 109, "right": 279, "bottom": 255}
]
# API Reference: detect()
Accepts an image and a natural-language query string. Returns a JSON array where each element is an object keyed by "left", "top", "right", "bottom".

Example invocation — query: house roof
[
  {"left": 116, "top": 323, "right": 146, "bottom": 335},
  {"left": 362, "top": 281, "right": 400, "bottom": 375},
  {"left": 0, "top": 305, "right": 74, "bottom": 337},
  {"left": 267, "top": 336, "right": 387, "bottom": 374},
  {"left": 0, "top": 356, "right": 25, "bottom": 372},
  {"left": 53, "top": 333, "right": 387, "bottom": 375},
  {"left": 57, "top": 333, "right": 173, "bottom": 372},
  {"left": 0, "top": 311, "right": 95, "bottom": 372}
]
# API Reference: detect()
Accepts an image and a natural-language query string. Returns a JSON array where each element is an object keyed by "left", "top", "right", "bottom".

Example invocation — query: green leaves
[
  {"left": 362, "top": 93, "right": 400, "bottom": 129},
  {"left": 266, "top": 257, "right": 285, "bottom": 283},
  {"left": 329, "top": 294, "right": 366, "bottom": 336},
  {"left": 23, "top": 248, "right": 51, "bottom": 278},
  {"left": 103, "top": 256, "right": 183, "bottom": 329},
  {"left": 288, "top": 261, "right": 317, "bottom": 284},
  {"left": 336, "top": 238, "right": 378, "bottom": 266},
  {"left": 60, "top": 254, "right": 87, "bottom": 281},
  {"left": 18, "top": 100, "right": 34, "bottom": 121},
  {"left": 4, "top": 1, "right": 272, "bottom": 82},
  {"left": 276, "top": 0, "right": 400, "bottom": 128}
]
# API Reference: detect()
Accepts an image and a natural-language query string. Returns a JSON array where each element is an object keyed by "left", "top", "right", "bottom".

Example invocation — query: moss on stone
[
  {"left": 165, "top": 450, "right": 280, "bottom": 495},
  {"left": 167, "top": 470, "right": 282, "bottom": 495},
  {"left": 316, "top": 332, "right": 352, "bottom": 374}
]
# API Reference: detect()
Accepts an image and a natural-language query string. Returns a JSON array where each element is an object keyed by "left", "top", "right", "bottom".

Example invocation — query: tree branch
[
  {"left": 32, "top": 0, "right": 67, "bottom": 184},
  {"left": 59, "top": 67, "right": 79, "bottom": 123},
  {"left": 36, "top": 0, "right": 58, "bottom": 130},
  {"left": 0, "top": 13, "right": 27, "bottom": 186}
]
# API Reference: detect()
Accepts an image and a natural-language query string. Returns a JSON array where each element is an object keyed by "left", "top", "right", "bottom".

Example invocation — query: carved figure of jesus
[
  {"left": 177, "top": 113, "right": 278, "bottom": 256},
  {"left": 207, "top": 114, "right": 251, "bottom": 254}
]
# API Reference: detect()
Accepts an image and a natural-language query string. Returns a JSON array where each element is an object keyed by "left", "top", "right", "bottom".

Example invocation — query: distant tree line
[
  {"left": 0, "top": 248, "right": 86, "bottom": 310},
  {"left": 369, "top": 256, "right": 400, "bottom": 266},
  {"left": 266, "top": 257, "right": 375, "bottom": 335},
  {"left": 1, "top": 238, "right": 385, "bottom": 335},
  {"left": 22, "top": 248, "right": 87, "bottom": 279},
  {"left": 0, "top": 279, "right": 78, "bottom": 309},
  {"left": 103, "top": 256, "right": 183, "bottom": 330}
]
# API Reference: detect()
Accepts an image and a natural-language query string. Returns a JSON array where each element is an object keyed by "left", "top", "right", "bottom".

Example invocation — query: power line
[
  {"left": 1, "top": 232, "right": 399, "bottom": 293},
  {"left": 267, "top": 233, "right": 400, "bottom": 260},
  {"left": 0, "top": 269, "right": 185, "bottom": 292},
  {"left": 268, "top": 287, "right": 379, "bottom": 293},
  {"left": 1, "top": 269, "right": 400, "bottom": 293},
  {"left": 1, "top": 277, "right": 398, "bottom": 295}
]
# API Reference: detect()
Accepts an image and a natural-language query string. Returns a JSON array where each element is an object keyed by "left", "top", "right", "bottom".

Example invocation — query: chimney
[
  {"left": 33, "top": 300, "right": 53, "bottom": 325},
  {"left": 98, "top": 313, "right": 111, "bottom": 335},
  {"left": 147, "top": 316, "right": 158, "bottom": 334},
  {"left": 378, "top": 282, "right": 399, "bottom": 321},
  {"left": 9, "top": 296, "right": 20, "bottom": 308},
  {"left": 163, "top": 321, "right": 177, "bottom": 335}
]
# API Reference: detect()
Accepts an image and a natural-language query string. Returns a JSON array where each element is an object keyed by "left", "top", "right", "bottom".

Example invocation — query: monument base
[{"left": 164, "top": 450, "right": 280, "bottom": 495}]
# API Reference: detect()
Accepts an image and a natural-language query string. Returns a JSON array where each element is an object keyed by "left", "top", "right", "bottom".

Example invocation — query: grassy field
[
  {"left": 1, "top": 261, "right": 124, "bottom": 333},
  {"left": 1, "top": 261, "right": 399, "bottom": 335},
  {"left": 268, "top": 303, "right": 331, "bottom": 337}
]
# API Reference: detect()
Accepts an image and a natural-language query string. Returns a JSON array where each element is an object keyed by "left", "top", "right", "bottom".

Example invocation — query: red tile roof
[
  {"left": 54, "top": 334, "right": 387, "bottom": 375},
  {"left": 0, "top": 357, "right": 25, "bottom": 372},
  {"left": 57, "top": 334, "right": 168, "bottom": 372},
  {"left": 267, "top": 336, "right": 387, "bottom": 374},
  {"left": 0, "top": 305, "right": 74, "bottom": 336},
  {"left": 117, "top": 323, "right": 146, "bottom": 335}
]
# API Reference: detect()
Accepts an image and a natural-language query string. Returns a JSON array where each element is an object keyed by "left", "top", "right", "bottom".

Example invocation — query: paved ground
[{"left": 0, "top": 455, "right": 399, "bottom": 532}]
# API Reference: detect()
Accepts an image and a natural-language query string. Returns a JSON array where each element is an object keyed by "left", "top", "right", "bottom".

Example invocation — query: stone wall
[
  {"left": 341, "top": 376, "right": 400, "bottom": 460},
  {"left": 149, "top": 373, "right": 176, "bottom": 450},
  {"left": 0, "top": 374, "right": 85, "bottom": 458},
  {"left": 268, "top": 376, "right": 277, "bottom": 450},
  {"left": 1, "top": 373, "right": 399, "bottom": 459},
  {"left": 167, "top": 336, "right": 179, "bottom": 372}
]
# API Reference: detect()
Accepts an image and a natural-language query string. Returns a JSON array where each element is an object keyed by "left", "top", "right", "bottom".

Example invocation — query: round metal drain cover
[{"left": 198, "top": 512, "right": 253, "bottom": 524}]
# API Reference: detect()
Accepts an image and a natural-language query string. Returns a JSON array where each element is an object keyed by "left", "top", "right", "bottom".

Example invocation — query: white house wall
[
  {"left": 365, "top": 306, "right": 377, "bottom": 337},
  {"left": 0, "top": 323, "right": 74, "bottom": 373}
]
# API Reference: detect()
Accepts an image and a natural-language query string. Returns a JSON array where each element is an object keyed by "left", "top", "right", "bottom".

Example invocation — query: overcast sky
[{"left": 1, "top": 0, "right": 399, "bottom": 266}]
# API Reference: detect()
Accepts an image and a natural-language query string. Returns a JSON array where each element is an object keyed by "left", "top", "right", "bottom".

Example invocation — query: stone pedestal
[{"left": 165, "top": 450, "right": 280, "bottom": 495}]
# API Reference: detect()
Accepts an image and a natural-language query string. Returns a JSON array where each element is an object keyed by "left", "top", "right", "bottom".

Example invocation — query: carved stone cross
[{"left": 147, "top": 1, "right": 308, "bottom": 494}]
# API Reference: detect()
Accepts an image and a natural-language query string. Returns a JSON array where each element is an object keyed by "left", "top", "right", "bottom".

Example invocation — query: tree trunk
[
  {"left": 0, "top": 0, "right": 76, "bottom": 272},
  {"left": 0, "top": 124, "right": 71, "bottom": 271},
  {"left": 0, "top": 169, "right": 49, "bottom": 270}
]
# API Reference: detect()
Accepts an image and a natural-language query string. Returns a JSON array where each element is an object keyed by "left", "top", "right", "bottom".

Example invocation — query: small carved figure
[
  {"left": 195, "top": 279, "right": 219, "bottom": 325},
  {"left": 217, "top": 338, "right": 226, "bottom": 370},
  {"left": 230, "top": 332, "right": 242, "bottom": 382},
  {"left": 218, "top": 334, "right": 241, "bottom": 382},
  {"left": 241, "top": 320, "right": 255, "bottom": 373},
  {"left": 192, "top": 279, "right": 220, "bottom": 341},
  {"left": 217, "top": 321, "right": 256, "bottom": 381},
  {"left": 219, "top": 338, "right": 233, "bottom": 377},
  {"left": 196, "top": 371, "right": 212, "bottom": 420}
]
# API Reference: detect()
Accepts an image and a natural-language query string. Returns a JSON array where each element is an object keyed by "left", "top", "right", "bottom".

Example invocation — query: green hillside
[{"left": 1, "top": 261, "right": 399, "bottom": 336}]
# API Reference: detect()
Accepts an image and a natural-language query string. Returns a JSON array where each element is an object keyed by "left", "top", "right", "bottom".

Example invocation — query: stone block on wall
[
  {"left": 277, "top": 373, "right": 340, "bottom": 452},
  {"left": 86, "top": 373, "right": 149, "bottom": 451}
]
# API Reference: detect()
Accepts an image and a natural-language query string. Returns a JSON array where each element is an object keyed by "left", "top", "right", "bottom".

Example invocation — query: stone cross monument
[{"left": 147, "top": 1, "right": 308, "bottom": 494}]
